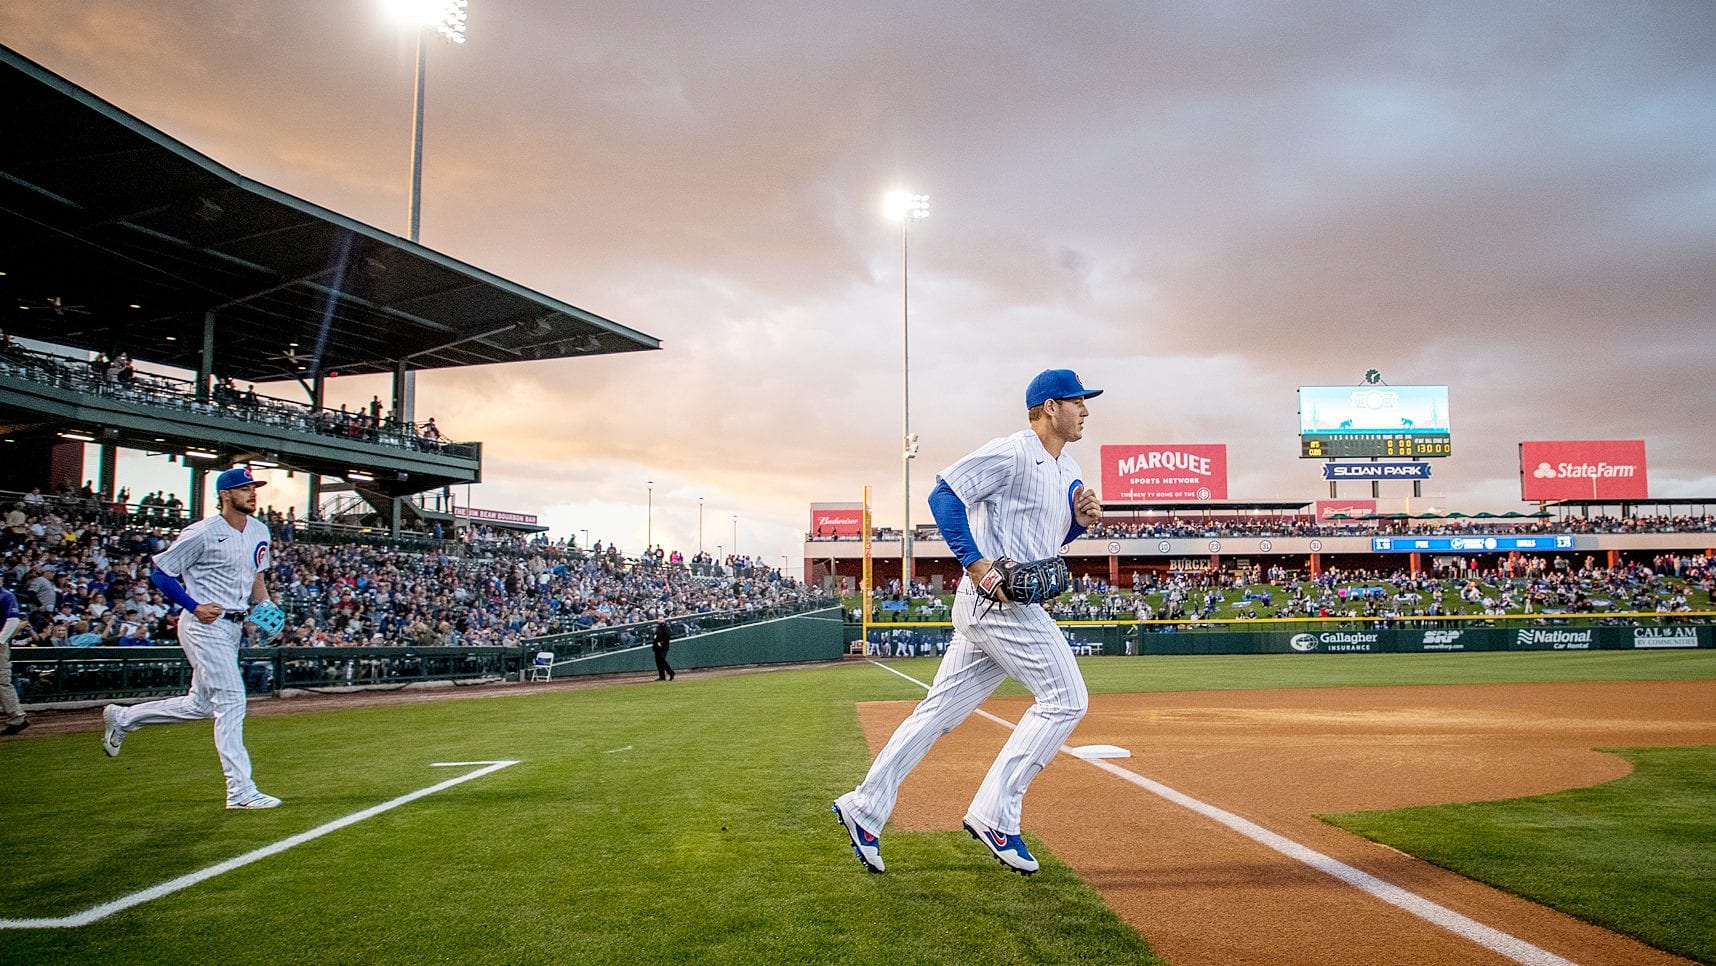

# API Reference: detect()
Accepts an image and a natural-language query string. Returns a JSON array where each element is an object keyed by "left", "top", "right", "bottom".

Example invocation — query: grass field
[
  {"left": 1326, "top": 746, "right": 1716, "bottom": 964},
  {"left": 2, "top": 650, "right": 1713, "bottom": 964}
]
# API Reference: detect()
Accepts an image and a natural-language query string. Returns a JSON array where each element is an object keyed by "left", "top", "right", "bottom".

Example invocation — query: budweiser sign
[
  {"left": 1520, "top": 440, "right": 1648, "bottom": 501},
  {"left": 810, "top": 503, "right": 864, "bottom": 537},
  {"left": 1100, "top": 444, "right": 1228, "bottom": 501},
  {"left": 1315, "top": 499, "right": 1377, "bottom": 521}
]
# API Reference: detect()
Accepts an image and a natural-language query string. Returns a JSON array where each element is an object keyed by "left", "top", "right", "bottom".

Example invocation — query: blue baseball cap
[
  {"left": 1026, "top": 369, "right": 1103, "bottom": 409},
  {"left": 216, "top": 467, "right": 266, "bottom": 491}
]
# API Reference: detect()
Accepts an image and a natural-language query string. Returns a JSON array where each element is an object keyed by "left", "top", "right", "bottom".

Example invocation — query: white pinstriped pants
[
  {"left": 112, "top": 617, "right": 257, "bottom": 801},
  {"left": 845, "top": 590, "right": 1088, "bottom": 835}
]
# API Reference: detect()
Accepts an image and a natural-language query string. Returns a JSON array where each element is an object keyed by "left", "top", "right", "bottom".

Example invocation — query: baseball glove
[
  {"left": 976, "top": 556, "right": 1070, "bottom": 606},
  {"left": 247, "top": 600, "right": 287, "bottom": 644}
]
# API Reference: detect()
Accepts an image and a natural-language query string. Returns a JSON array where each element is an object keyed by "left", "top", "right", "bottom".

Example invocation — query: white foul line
[
  {"left": 0, "top": 760, "right": 521, "bottom": 930},
  {"left": 864, "top": 660, "right": 1578, "bottom": 966}
]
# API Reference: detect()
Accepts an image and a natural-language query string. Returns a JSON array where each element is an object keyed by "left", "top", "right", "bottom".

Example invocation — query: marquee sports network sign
[
  {"left": 1100, "top": 444, "right": 1228, "bottom": 501},
  {"left": 1518, "top": 440, "right": 1648, "bottom": 501}
]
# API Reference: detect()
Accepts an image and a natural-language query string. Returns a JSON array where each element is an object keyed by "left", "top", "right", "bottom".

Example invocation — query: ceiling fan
[{"left": 17, "top": 296, "right": 92, "bottom": 316}]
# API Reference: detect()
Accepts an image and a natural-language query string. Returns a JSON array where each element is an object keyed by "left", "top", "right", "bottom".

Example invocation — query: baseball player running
[
  {"left": 835, "top": 368, "right": 1103, "bottom": 875},
  {"left": 102, "top": 467, "right": 283, "bottom": 809},
  {"left": 1, "top": 583, "right": 28, "bottom": 735}
]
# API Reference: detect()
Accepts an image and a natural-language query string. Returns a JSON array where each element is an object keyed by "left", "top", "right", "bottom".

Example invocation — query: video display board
[{"left": 1299, "top": 386, "right": 1451, "bottom": 459}]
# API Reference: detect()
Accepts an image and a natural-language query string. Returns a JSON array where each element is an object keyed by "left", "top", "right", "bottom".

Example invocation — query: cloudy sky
[{"left": 6, "top": 1, "right": 1715, "bottom": 565}]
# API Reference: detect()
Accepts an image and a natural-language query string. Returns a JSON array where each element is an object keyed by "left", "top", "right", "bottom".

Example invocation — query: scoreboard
[{"left": 1301, "top": 433, "right": 1452, "bottom": 459}]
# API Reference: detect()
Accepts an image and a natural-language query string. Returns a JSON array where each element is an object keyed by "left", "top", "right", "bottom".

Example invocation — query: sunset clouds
[{"left": 7, "top": 1, "right": 1714, "bottom": 561}]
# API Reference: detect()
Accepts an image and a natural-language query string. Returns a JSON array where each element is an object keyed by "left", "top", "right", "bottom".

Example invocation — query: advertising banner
[
  {"left": 1135, "top": 624, "right": 1710, "bottom": 656},
  {"left": 1519, "top": 440, "right": 1648, "bottom": 501},
  {"left": 453, "top": 506, "right": 539, "bottom": 525},
  {"left": 809, "top": 503, "right": 864, "bottom": 538},
  {"left": 1315, "top": 499, "right": 1376, "bottom": 521},
  {"left": 1100, "top": 444, "right": 1228, "bottom": 501},
  {"left": 1322, "top": 462, "right": 1432, "bottom": 481}
]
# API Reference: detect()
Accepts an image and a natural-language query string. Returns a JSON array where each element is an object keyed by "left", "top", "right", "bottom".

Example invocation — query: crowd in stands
[
  {"left": 2, "top": 487, "right": 826, "bottom": 650},
  {"left": 811, "top": 514, "right": 1716, "bottom": 543},
  {"left": 0, "top": 337, "right": 450, "bottom": 453},
  {"left": 1034, "top": 555, "right": 1714, "bottom": 623}
]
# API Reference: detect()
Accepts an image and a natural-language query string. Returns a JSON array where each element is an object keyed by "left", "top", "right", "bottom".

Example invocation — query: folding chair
[{"left": 529, "top": 651, "right": 554, "bottom": 681}]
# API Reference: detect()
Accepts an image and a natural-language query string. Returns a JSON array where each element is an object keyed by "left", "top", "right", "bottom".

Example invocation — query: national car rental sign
[{"left": 1519, "top": 440, "right": 1648, "bottom": 501}]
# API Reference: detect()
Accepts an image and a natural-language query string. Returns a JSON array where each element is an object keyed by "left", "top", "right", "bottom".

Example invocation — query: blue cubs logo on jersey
[{"left": 254, "top": 541, "right": 270, "bottom": 571}]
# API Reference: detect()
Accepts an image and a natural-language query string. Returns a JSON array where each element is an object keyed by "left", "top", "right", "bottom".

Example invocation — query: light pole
[
  {"left": 388, "top": 0, "right": 467, "bottom": 423},
  {"left": 731, "top": 514, "right": 738, "bottom": 559},
  {"left": 580, "top": 528, "right": 588, "bottom": 549},
  {"left": 646, "top": 480, "right": 654, "bottom": 552},
  {"left": 884, "top": 190, "right": 929, "bottom": 595},
  {"left": 698, "top": 496, "right": 704, "bottom": 556}
]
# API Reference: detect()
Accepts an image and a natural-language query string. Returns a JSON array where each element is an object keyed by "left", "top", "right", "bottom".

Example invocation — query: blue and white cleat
[
  {"left": 963, "top": 813, "right": 1039, "bottom": 875},
  {"left": 227, "top": 791, "right": 283, "bottom": 810},
  {"left": 832, "top": 796, "right": 884, "bottom": 873}
]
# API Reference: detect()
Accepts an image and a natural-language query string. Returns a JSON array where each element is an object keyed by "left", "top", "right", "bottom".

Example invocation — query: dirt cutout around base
[{"left": 859, "top": 679, "right": 1716, "bottom": 966}]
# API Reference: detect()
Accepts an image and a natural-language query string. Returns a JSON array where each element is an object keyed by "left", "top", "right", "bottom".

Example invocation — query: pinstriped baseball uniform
[
  {"left": 843, "top": 429, "right": 1088, "bottom": 836},
  {"left": 111, "top": 515, "right": 271, "bottom": 801},
  {"left": 1, "top": 587, "right": 25, "bottom": 726}
]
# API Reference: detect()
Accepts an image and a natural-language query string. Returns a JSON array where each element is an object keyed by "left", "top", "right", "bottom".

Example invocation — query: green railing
[{"left": 12, "top": 600, "right": 842, "bottom": 704}]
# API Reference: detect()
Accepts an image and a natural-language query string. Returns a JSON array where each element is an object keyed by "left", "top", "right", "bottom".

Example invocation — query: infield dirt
[{"left": 862, "top": 679, "right": 1716, "bottom": 966}]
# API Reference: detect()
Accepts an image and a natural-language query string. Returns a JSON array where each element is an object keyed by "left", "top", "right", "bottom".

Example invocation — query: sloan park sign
[{"left": 1322, "top": 462, "right": 1432, "bottom": 481}]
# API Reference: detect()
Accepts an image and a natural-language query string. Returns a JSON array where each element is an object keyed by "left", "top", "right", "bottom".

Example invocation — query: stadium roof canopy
[
  {"left": 1545, "top": 498, "right": 1716, "bottom": 510},
  {"left": 0, "top": 45, "right": 659, "bottom": 384},
  {"left": 1101, "top": 500, "right": 1312, "bottom": 513}
]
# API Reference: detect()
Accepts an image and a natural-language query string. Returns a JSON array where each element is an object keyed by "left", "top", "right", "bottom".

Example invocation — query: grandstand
[{"left": 0, "top": 47, "right": 836, "bottom": 705}]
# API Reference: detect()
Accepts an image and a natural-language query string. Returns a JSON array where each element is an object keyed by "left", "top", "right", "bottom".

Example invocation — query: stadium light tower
[
  {"left": 884, "top": 190, "right": 929, "bottom": 595},
  {"left": 646, "top": 480, "right": 654, "bottom": 551},
  {"left": 387, "top": 0, "right": 467, "bottom": 243},
  {"left": 698, "top": 496, "right": 705, "bottom": 555},
  {"left": 387, "top": 0, "right": 466, "bottom": 427}
]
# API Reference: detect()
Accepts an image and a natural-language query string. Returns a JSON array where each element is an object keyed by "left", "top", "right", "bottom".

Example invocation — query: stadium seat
[{"left": 529, "top": 651, "right": 554, "bottom": 682}]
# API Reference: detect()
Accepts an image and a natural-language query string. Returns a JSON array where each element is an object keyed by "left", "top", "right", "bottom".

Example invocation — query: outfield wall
[
  {"left": 13, "top": 607, "right": 849, "bottom": 704},
  {"left": 1130, "top": 624, "right": 1713, "bottom": 655},
  {"left": 549, "top": 606, "right": 846, "bottom": 677}
]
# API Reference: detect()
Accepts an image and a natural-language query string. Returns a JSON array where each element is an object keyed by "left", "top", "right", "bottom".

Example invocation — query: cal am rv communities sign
[{"left": 1633, "top": 627, "right": 1701, "bottom": 648}]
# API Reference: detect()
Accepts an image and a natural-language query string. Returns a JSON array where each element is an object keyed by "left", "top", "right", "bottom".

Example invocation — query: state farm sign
[
  {"left": 809, "top": 503, "right": 864, "bottom": 537},
  {"left": 1520, "top": 440, "right": 1648, "bottom": 501},
  {"left": 1101, "top": 444, "right": 1228, "bottom": 501}
]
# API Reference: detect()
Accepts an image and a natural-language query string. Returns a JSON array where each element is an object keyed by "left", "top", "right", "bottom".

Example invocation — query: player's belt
[{"left": 220, "top": 611, "right": 248, "bottom": 623}]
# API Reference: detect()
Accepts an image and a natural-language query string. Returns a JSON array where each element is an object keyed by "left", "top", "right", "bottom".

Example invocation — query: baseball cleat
[
  {"left": 101, "top": 705, "right": 126, "bottom": 757},
  {"left": 2, "top": 717, "right": 27, "bottom": 736},
  {"left": 833, "top": 797, "right": 884, "bottom": 873},
  {"left": 226, "top": 791, "right": 283, "bottom": 810},
  {"left": 963, "top": 814, "right": 1039, "bottom": 875}
]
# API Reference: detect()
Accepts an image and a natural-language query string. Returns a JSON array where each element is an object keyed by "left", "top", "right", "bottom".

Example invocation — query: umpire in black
[{"left": 652, "top": 620, "right": 675, "bottom": 681}]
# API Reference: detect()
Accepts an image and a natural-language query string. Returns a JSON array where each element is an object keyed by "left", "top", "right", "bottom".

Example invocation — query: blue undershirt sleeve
[
  {"left": 929, "top": 478, "right": 984, "bottom": 567},
  {"left": 151, "top": 567, "right": 200, "bottom": 612},
  {"left": 1064, "top": 480, "right": 1087, "bottom": 545}
]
